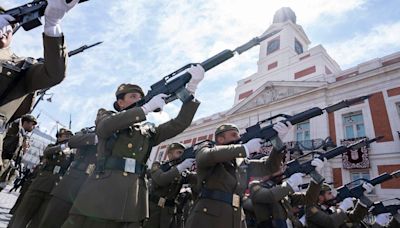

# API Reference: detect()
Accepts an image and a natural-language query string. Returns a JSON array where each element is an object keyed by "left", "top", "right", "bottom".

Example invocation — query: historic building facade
[{"left": 149, "top": 8, "right": 400, "bottom": 200}]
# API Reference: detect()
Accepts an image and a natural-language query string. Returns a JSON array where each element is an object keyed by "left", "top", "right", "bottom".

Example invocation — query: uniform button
[
  {"left": 59, "top": 176, "right": 63, "bottom": 180},
  {"left": 175, "top": 177, "right": 179, "bottom": 181},
  {"left": 234, "top": 208, "right": 238, "bottom": 211},
  {"left": 132, "top": 153, "right": 136, "bottom": 156},
  {"left": 135, "top": 116, "right": 140, "bottom": 121},
  {"left": 139, "top": 147, "right": 143, "bottom": 151},
  {"left": 128, "top": 143, "right": 133, "bottom": 149},
  {"left": 86, "top": 141, "right": 90, "bottom": 144},
  {"left": 57, "top": 160, "right": 60, "bottom": 162},
  {"left": 123, "top": 172, "right": 128, "bottom": 176},
  {"left": 238, "top": 153, "right": 242, "bottom": 157},
  {"left": 96, "top": 175, "right": 100, "bottom": 179},
  {"left": 55, "top": 182, "right": 58, "bottom": 186},
  {"left": 6, "top": 72, "right": 11, "bottom": 76},
  {"left": 203, "top": 208, "right": 207, "bottom": 212}
]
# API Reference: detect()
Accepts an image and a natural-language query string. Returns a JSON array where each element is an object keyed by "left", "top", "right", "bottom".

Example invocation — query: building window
[
  {"left": 349, "top": 170, "right": 372, "bottom": 192},
  {"left": 342, "top": 112, "right": 366, "bottom": 139},
  {"left": 294, "top": 39, "right": 303, "bottom": 54},
  {"left": 396, "top": 102, "right": 400, "bottom": 118},
  {"left": 296, "top": 121, "right": 310, "bottom": 141},
  {"left": 267, "top": 38, "right": 280, "bottom": 55}
]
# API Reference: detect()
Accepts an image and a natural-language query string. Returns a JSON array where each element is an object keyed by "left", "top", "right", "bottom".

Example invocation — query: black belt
[
  {"left": 70, "top": 160, "right": 89, "bottom": 172},
  {"left": 149, "top": 194, "right": 175, "bottom": 208},
  {"left": 199, "top": 188, "right": 241, "bottom": 208},
  {"left": 105, "top": 157, "right": 146, "bottom": 174}
]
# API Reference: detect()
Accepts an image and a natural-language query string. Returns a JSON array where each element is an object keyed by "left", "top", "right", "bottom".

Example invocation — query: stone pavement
[{"left": 0, "top": 185, "right": 19, "bottom": 227}]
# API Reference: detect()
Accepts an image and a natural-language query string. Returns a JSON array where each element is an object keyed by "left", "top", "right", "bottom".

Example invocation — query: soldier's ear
[{"left": 215, "top": 134, "right": 224, "bottom": 144}]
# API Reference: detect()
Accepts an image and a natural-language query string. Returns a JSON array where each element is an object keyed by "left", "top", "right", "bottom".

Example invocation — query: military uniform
[
  {"left": 185, "top": 124, "right": 286, "bottom": 228},
  {"left": 250, "top": 180, "right": 319, "bottom": 227},
  {"left": 372, "top": 218, "right": 400, "bottom": 228},
  {"left": 8, "top": 129, "right": 74, "bottom": 228},
  {"left": 63, "top": 84, "right": 200, "bottom": 228},
  {"left": 305, "top": 183, "right": 369, "bottom": 228},
  {"left": 145, "top": 143, "right": 197, "bottom": 228},
  {"left": 39, "top": 131, "right": 97, "bottom": 228}
]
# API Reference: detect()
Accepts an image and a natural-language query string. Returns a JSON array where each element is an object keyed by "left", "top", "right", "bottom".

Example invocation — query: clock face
[
  {"left": 267, "top": 39, "right": 280, "bottom": 55},
  {"left": 295, "top": 39, "right": 303, "bottom": 54}
]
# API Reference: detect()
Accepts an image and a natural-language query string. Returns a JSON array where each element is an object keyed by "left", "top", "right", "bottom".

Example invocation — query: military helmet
[
  {"left": 21, "top": 114, "right": 37, "bottom": 125},
  {"left": 320, "top": 182, "right": 332, "bottom": 194},
  {"left": 113, "top": 83, "right": 144, "bottom": 111},
  {"left": 215, "top": 123, "right": 239, "bottom": 137},
  {"left": 167, "top": 142, "right": 185, "bottom": 153},
  {"left": 56, "top": 128, "right": 73, "bottom": 138}
]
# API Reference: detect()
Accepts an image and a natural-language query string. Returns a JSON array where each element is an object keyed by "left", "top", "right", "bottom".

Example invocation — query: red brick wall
[
  {"left": 332, "top": 168, "right": 343, "bottom": 187},
  {"left": 238, "top": 90, "right": 253, "bottom": 100},
  {"left": 294, "top": 66, "right": 316, "bottom": 79},
  {"left": 377, "top": 164, "right": 400, "bottom": 189},
  {"left": 368, "top": 92, "right": 394, "bottom": 142},
  {"left": 328, "top": 112, "right": 336, "bottom": 144},
  {"left": 387, "top": 87, "right": 400, "bottom": 97},
  {"left": 268, "top": 61, "right": 278, "bottom": 70}
]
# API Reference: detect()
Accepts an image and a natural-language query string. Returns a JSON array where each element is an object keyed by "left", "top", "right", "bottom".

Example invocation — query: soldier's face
[
  {"left": 22, "top": 121, "right": 36, "bottom": 132},
  {"left": 320, "top": 191, "right": 334, "bottom": 204},
  {"left": 169, "top": 149, "right": 184, "bottom": 160},
  {"left": 216, "top": 130, "right": 240, "bottom": 145},
  {"left": 117, "top": 92, "right": 142, "bottom": 110},
  {"left": 0, "top": 27, "right": 13, "bottom": 49},
  {"left": 58, "top": 133, "right": 72, "bottom": 142}
]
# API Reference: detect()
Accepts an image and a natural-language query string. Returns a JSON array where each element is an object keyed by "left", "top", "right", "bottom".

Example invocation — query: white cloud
[{"left": 325, "top": 21, "right": 400, "bottom": 68}]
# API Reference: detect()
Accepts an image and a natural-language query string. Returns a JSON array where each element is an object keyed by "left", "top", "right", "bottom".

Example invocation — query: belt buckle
[
  {"left": 232, "top": 194, "right": 240, "bottom": 208},
  {"left": 86, "top": 163, "right": 96, "bottom": 175},
  {"left": 158, "top": 197, "right": 166, "bottom": 208},
  {"left": 53, "top": 165, "right": 61, "bottom": 174},
  {"left": 124, "top": 158, "right": 136, "bottom": 173}
]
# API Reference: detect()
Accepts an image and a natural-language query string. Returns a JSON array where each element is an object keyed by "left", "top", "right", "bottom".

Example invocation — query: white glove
[
  {"left": 299, "top": 215, "right": 306, "bottom": 226},
  {"left": 44, "top": 0, "right": 80, "bottom": 37},
  {"left": 339, "top": 198, "right": 354, "bottom": 212},
  {"left": 311, "top": 158, "right": 326, "bottom": 175},
  {"left": 243, "top": 138, "right": 262, "bottom": 156},
  {"left": 186, "top": 64, "right": 205, "bottom": 94},
  {"left": 141, "top": 94, "right": 167, "bottom": 115},
  {"left": 60, "top": 143, "right": 69, "bottom": 150},
  {"left": 284, "top": 173, "right": 304, "bottom": 192},
  {"left": 273, "top": 121, "right": 293, "bottom": 141},
  {"left": 375, "top": 213, "right": 391, "bottom": 226},
  {"left": 0, "top": 15, "right": 14, "bottom": 38},
  {"left": 176, "top": 158, "right": 195, "bottom": 173},
  {"left": 362, "top": 182, "right": 374, "bottom": 194}
]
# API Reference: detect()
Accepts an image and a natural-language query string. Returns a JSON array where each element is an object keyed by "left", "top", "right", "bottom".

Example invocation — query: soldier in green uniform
[
  {"left": 145, "top": 142, "right": 196, "bottom": 228},
  {"left": 0, "top": 114, "right": 36, "bottom": 190},
  {"left": 249, "top": 159, "right": 325, "bottom": 228},
  {"left": 63, "top": 65, "right": 204, "bottom": 228},
  {"left": 0, "top": 0, "right": 78, "bottom": 125},
  {"left": 39, "top": 128, "right": 98, "bottom": 227},
  {"left": 8, "top": 128, "right": 74, "bottom": 228},
  {"left": 184, "top": 122, "right": 292, "bottom": 228},
  {"left": 305, "top": 181, "right": 374, "bottom": 228}
]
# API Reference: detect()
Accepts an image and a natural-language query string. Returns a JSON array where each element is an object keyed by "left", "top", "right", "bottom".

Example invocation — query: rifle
[
  {"left": 4, "top": 0, "right": 89, "bottom": 32},
  {"left": 239, "top": 95, "right": 370, "bottom": 144},
  {"left": 123, "top": 29, "right": 282, "bottom": 111},
  {"left": 283, "top": 137, "right": 382, "bottom": 184},
  {"left": 29, "top": 42, "right": 102, "bottom": 113},
  {"left": 333, "top": 170, "right": 400, "bottom": 206},
  {"left": 159, "top": 140, "right": 213, "bottom": 172}
]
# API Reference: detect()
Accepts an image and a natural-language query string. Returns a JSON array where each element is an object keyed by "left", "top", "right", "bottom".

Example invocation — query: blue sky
[{"left": 3, "top": 0, "right": 400, "bottom": 136}]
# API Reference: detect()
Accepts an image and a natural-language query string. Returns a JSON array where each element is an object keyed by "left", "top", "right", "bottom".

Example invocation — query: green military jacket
[
  {"left": 185, "top": 138, "right": 285, "bottom": 228},
  {"left": 70, "top": 100, "right": 200, "bottom": 222},
  {"left": 145, "top": 161, "right": 197, "bottom": 228},
  {"left": 305, "top": 183, "right": 369, "bottom": 228},
  {"left": 1, "top": 120, "right": 22, "bottom": 160},
  {"left": 29, "top": 142, "right": 72, "bottom": 193},
  {"left": 51, "top": 133, "right": 97, "bottom": 203},
  {"left": 0, "top": 34, "right": 67, "bottom": 124}
]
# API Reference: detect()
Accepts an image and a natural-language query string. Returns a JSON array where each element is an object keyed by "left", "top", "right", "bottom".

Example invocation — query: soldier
[
  {"left": 305, "top": 182, "right": 374, "bottom": 228},
  {"left": 0, "top": 0, "right": 78, "bottom": 125},
  {"left": 145, "top": 143, "right": 196, "bottom": 228},
  {"left": 184, "top": 122, "right": 292, "bottom": 228},
  {"left": 39, "top": 128, "right": 97, "bottom": 227},
  {"left": 8, "top": 128, "right": 74, "bottom": 228},
  {"left": 0, "top": 114, "right": 36, "bottom": 190},
  {"left": 249, "top": 159, "right": 325, "bottom": 228},
  {"left": 63, "top": 65, "right": 204, "bottom": 228}
]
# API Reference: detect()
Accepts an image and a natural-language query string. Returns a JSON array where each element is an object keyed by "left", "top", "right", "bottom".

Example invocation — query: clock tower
[{"left": 234, "top": 7, "right": 341, "bottom": 104}]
